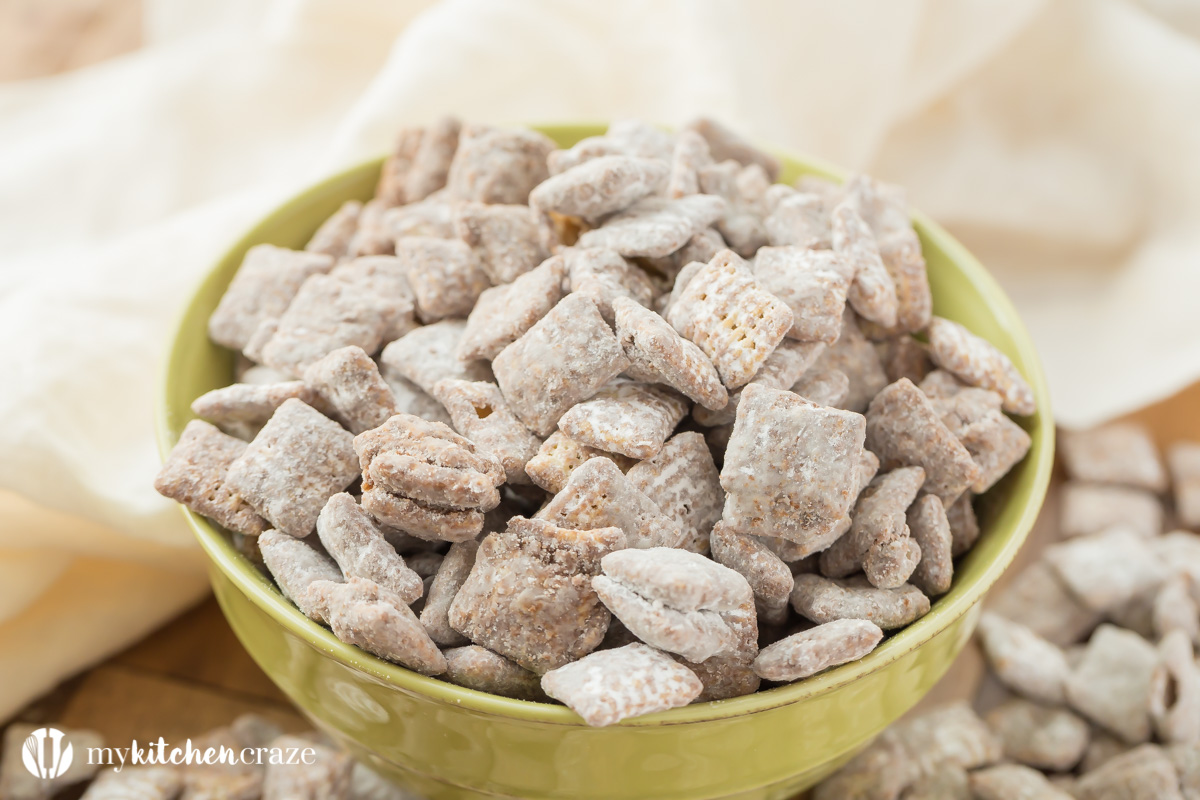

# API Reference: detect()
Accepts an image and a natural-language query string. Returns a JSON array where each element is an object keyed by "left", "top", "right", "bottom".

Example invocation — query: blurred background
[{"left": 3, "top": 0, "right": 1200, "bottom": 769}]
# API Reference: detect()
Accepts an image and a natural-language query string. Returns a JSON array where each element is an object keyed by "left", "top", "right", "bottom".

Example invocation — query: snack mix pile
[
  {"left": 155, "top": 117, "right": 1037, "bottom": 727},
  {"left": 811, "top": 423, "right": 1200, "bottom": 800}
]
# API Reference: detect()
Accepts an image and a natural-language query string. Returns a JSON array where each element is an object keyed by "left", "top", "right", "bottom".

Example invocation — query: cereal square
[
  {"left": 626, "top": 432, "right": 724, "bottom": 555},
  {"left": 530, "top": 155, "right": 669, "bottom": 223},
  {"left": 613, "top": 297, "right": 727, "bottom": 410},
  {"left": 303, "top": 345, "right": 397, "bottom": 434},
  {"left": 808, "top": 310, "right": 888, "bottom": 413},
  {"left": 379, "top": 320, "right": 493, "bottom": 394},
  {"left": 927, "top": 317, "right": 1036, "bottom": 416},
  {"left": 1059, "top": 422, "right": 1167, "bottom": 493},
  {"left": 454, "top": 202, "right": 549, "bottom": 284},
  {"left": 432, "top": 379, "right": 543, "bottom": 485},
  {"left": 558, "top": 379, "right": 688, "bottom": 460},
  {"left": 154, "top": 420, "right": 267, "bottom": 535},
  {"left": 524, "top": 432, "right": 637, "bottom": 494},
  {"left": 577, "top": 195, "right": 727, "bottom": 258},
  {"left": 190, "top": 381, "right": 317, "bottom": 441},
  {"left": 456, "top": 255, "right": 566, "bottom": 362},
  {"left": 394, "top": 237, "right": 491, "bottom": 322},
  {"left": 751, "top": 246, "right": 855, "bottom": 345},
  {"left": 446, "top": 124, "right": 555, "bottom": 205}
]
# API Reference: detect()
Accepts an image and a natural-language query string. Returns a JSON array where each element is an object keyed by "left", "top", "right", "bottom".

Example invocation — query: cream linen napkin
[{"left": 2, "top": 0, "right": 1199, "bottom": 720}]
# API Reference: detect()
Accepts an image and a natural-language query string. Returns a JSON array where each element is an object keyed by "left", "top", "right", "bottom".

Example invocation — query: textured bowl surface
[{"left": 157, "top": 124, "right": 1054, "bottom": 800}]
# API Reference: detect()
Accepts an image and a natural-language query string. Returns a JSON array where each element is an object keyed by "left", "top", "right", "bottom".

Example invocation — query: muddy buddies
[
  {"left": 156, "top": 116, "right": 1039, "bottom": 727},
  {"left": 811, "top": 421, "right": 1200, "bottom": 799}
]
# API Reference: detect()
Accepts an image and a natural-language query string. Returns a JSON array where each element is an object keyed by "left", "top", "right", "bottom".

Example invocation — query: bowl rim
[{"left": 156, "top": 125, "right": 1055, "bottom": 727}]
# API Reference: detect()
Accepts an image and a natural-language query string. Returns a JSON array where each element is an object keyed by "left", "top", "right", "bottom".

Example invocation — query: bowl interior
[{"left": 157, "top": 124, "right": 1054, "bottom": 727}]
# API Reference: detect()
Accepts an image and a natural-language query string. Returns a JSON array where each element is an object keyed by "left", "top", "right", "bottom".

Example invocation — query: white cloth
[{"left": 2, "top": 0, "right": 1198, "bottom": 720}]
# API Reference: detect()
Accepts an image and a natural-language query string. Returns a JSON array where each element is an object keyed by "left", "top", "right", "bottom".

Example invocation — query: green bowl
[{"left": 157, "top": 124, "right": 1053, "bottom": 799}]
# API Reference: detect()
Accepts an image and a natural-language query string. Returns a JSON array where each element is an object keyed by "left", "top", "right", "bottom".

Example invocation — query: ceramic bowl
[{"left": 157, "top": 124, "right": 1054, "bottom": 800}]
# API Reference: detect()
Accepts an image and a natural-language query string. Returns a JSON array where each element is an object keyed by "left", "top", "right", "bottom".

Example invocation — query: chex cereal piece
[
  {"left": 931, "top": 386, "right": 1032, "bottom": 493},
  {"left": 986, "top": 698, "right": 1091, "bottom": 773},
  {"left": 225, "top": 399, "right": 359, "bottom": 537},
  {"left": 576, "top": 195, "right": 727, "bottom": 258},
  {"left": 208, "top": 244, "right": 334, "bottom": 351},
  {"left": 613, "top": 297, "right": 727, "bottom": 410},
  {"left": 878, "top": 334, "right": 932, "bottom": 385},
  {"left": 642, "top": 227, "right": 727, "bottom": 289},
  {"left": 82, "top": 767, "right": 182, "bottom": 800},
  {"left": 1171, "top": 744, "right": 1200, "bottom": 800},
  {"left": 1153, "top": 530, "right": 1200, "bottom": 587},
  {"left": 419, "top": 539, "right": 478, "bottom": 647},
  {"left": 862, "top": 529, "right": 922, "bottom": 592},
  {"left": 811, "top": 729, "right": 918, "bottom": 800},
  {"left": 605, "top": 118, "right": 675, "bottom": 160},
  {"left": 330, "top": 255, "right": 419, "bottom": 342},
  {"left": 991, "top": 560, "right": 1102, "bottom": 646},
  {"left": 564, "top": 247, "right": 656, "bottom": 323},
  {"left": 307, "top": 577, "right": 445, "bottom": 674},
  {"left": 541, "top": 643, "right": 703, "bottom": 727},
  {"left": 667, "top": 250, "right": 795, "bottom": 389},
  {"left": 626, "top": 432, "right": 723, "bottom": 554},
  {"left": 403, "top": 115, "right": 461, "bottom": 202},
  {"left": 711, "top": 521, "right": 794, "bottom": 624},
  {"left": 306, "top": 199, "right": 362, "bottom": 258},
  {"left": 765, "top": 191, "right": 832, "bottom": 249},
  {"left": 447, "top": 516, "right": 625, "bottom": 673},
  {"left": 791, "top": 367, "right": 850, "bottom": 408},
  {"left": 1077, "top": 746, "right": 1186, "bottom": 800},
  {"left": 1066, "top": 624, "right": 1159, "bottom": 745},
  {"left": 261, "top": 736, "right": 354, "bottom": 800},
  {"left": 699, "top": 161, "right": 770, "bottom": 257},
  {"left": 667, "top": 129, "right": 712, "bottom": 198},
  {"left": 752, "top": 618, "right": 883, "bottom": 682},
  {"left": 432, "top": 379, "right": 542, "bottom": 484},
  {"left": 946, "top": 493, "right": 981, "bottom": 557},
  {"left": 446, "top": 124, "right": 555, "bottom": 205},
  {"left": 303, "top": 346, "right": 397, "bottom": 434},
  {"left": 237, "top": 361, "right": 289, "bottom": 385},
  {"left": 154, "top": 420, "right": 269, "bottom": 534},
  {"left": 524, "top": 432, "right": 636, "bottom": 494},
  {"left": 382, "top": 195, "right": 456, "bottom": 240},
  {"left": 315, "top": 493, "right": 423, "bottom": 605},
  {"left": 382, "top": 371, "right": 453, "bottom": 426},
  {"left": 969, "top": 765, "right": 1074, "bottom": 800},
  {"left": 529, "top": 155, "right": 668, "bottom": 223},
  {"left": 819, "top": 466, "right": 925, "bottom": 582},
  {"left": 865, "top": 378, "right": 980, "bottom": 505},
  {"left": 242, "top": 318, "right": 278, "bottom": 364},
  {"left": 457, "top": 255, "right": 566, "bottom": 362},
  {"left": 380, "top": 320, "right": 493, "bottom": 394},
  {"left": 721, "top": 384, "right": 866, "bottom": 549},
  {"left": 977, "top": 611, "right": 1071, "bottom": 705},
  {"left": 260, "top": 272, "right": 397, "bottom": 376},
  {"left": 790, "top": 574, "right": 931, "bottom": 630},
  {"left": 877, "top": 233, "right": 932, "bottom": 335},
  {"left": 1150, "top": 629, "right": 1200, "bottom": 743},
  {"left": 536, "top": 457, "right": 683, "bottom": 548},
  {"left": 810, "top": 310, "right": 889, "bottom": 413},
  {"left": 751, "top": 246, "right": 854, "bottom": 345},
  {"left": 901, "top": 703, "right": 1004, "bottom": 781},
  {"left": 558, "top": 379, "right": 688, "bottom": 460},
  {"left": 1, "top": 724, "right": 103, "bottom": 800},
  {"left": 927, "top": 317, "right": 1036, "bottom": 416},
  {"left": 594, "top": 547, "right": 756, "bottom": 663},
  {"left": 258, "top": 529, "right": 343, "bottom": 622},
  {"left": 454, "top": 202, "right": 548, "bottom": 284},
  {"left": 393, "top": 237, "right": 490, "bottom": 322},
  {"left": 1061, "top": 482, "right": 1163, "bottom": 539},
  {"left": 679, "top": 654, "right": 762, "bottom": 703},
  {"left": 377, "top": 130, "right": 420, "bottom": 204},
  {"left": 349, "top": 198, "right": 395, "bottom": 256},
  {"left": 1169, "top": 442, "right": 1200, "bottom": 527},
  {"left": 684, "top": 117, "right": 781, "bottom": 181},
  {"left": 1153, "top": 573, "right": 1199, "bottom": 642},
  {"left": 442, "top": 645, "right": 545, "bottom": 701},
  {"left": 908, "top": 494, "right": 953, "bottom": 595},
  {"left": 833, "top": 201, "right": 899, "bottom": 329},
  {"left": 1045, "top": 529, "right": 1167, "bottom": 613},
  {"left": 1060, "top": 422, "right": 1168, "bottom": 493},
  {"left": 492, "top": 293, "right": 630, "bottom": 437},
  {"left": 355, "top": 413, "right": 504, "bottom": 511},
  {"left": 901, "top": 765, "right": 970, "bottom": 800},
  {"left": 692, "top": 339, "right": 825, "bottom": 427}
]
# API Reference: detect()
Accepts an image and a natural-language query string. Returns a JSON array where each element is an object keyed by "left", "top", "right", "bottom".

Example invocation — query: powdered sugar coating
[
  {"left": 454, "top": 202, "right": 549, "bottom": 284},
  {"left": 315, "top": 493, "right": 423, "bottom": 605},
  {"left": 692, "top": 339, "right": 824, "bottom": 426},
  {"left": 1066, "top": 624, "right": 1159, "bottom": 745},
  {"left": 447, "top": 516, "right": 625, "bottom": 674},
  {"left": 305, "top": 199, "right": 362, "bottom": 258},
  {"left": 1168, "top": 442, "right": 1200, "bottom": 527},
  {"left": 432, "top": 379, "right": 542, "bottom": 485},
  {"left": 684, "top": 117, "right": 781, "bottom": 182},
  {"left": 833, "top": 201, "right": 898, "bottom": 329},
  {"left": 404, "top": 115, "right": 460, "bottom": 203},
  {"left": 535, "top": 457, "right": 684, "bottom": 549},
  {"left": 564, "top": 247, "right": 656, "bottom": 323},
  {"left": 303, "top": 346, "right": 397, "bottom": 435},
  {"left": 1149, "top": 629, "right": 1200, "bottom": 743},
  {"left": 907, "top": 494, "right": 953, "bottom": 596},
  {"left": 791, "top": 574, "right": 930, "bottom": 630},
  {"left": 752, "top": 619, "right": 883, "bottom": 682},
  {"left": 419, "top": 539, "right": 478, "bottom": 647},
  {"left": 985, "top": 698, "right": 1091, "bottom": 772},
  {"left": 667, "top": 129, "right": 713, "bottom": 198},
  {"left": 307, "top": 577, "right": 446, "bottom": 675},
  {"left": 765, "top": 191, "right": 832, "bottom": 249},
  {"left": 809, "top": 310, "right": 889, "bottom": 413},
  {"left": 208, "top": 244, "right": 334, "bottom": 351},
  {"left": 577, "top": 195, "right": 727, "bottom": 259},
  {"left": 601, "top": 546, "right": 754, "bottom": 613},
  {"left": 258, "top": 529, "right": 343, "bottom": 622},
  {"left": 751, "top": 246, "right": 854, "bottom": 345},
  {"left": 394, "top": 237, "right": 490, "bottom": 323},
  {"left": 381, "top": 196, "right": 456, "bottom": 241},
  {"left": 530, "top": 155, "right": 668, "bottom": 223},
  {"left": 558, "top": 379, "right": 688, "bottom": 460},
  {"left": 927, "top": 317, "right": 1035, "bottom": 416},
  {"left": 446, "top": 124, "right": 555, "bottom": 205},
  {"left": 592, "top": 576, "right": 741, "bottom": 663},
  {"left": 613, "top": 297, "right": 727, "bottom": 410},
  {"left": 456, "top": 255, "right": 566, "bottom": 362},
  {"left": 721, "top": 384, "right": 866, "bottom": 548},
  {"left": 153, "top": 420, "right": 267, "bottom": 535},
  {"left": 667, "top": 251, "right": 794, "bottom": 389},
  {"left": 523, "top": 432, "right": 637, "bottom": 495},
  {"left": 1061, "top": 483, "right": 1162, "bottom": 539},
  {"left": 224, "top": 399, "right": 359, "bottom": 538},
  {"left": 541, "top": 643, "right": 703, "bottom": 727},
  {"left": 791, "top": 367, "right": 850, "bottom": 408},
  {"left": 819, "top": 466, "right": 925, "bottom": 582},
  {"left": 442, "top": 645, "right": 545, "bottom": 701},
  {"left": 379, "top": 320, "right": 493, "bottom": 394},
  {"left": 626, "top": 432, "right": 724, "bottom": 554},
  {"left": 710, "top": 521, "right": 794, "bottom": 625},
  {"left": 977, "top": 611, "right": 1070, "bottom": 706},
  {"left": 362, "top": 491, "right": 483, "bottom": 543},
  {"left": 1045, "top": 529, "right": 1167, "bottom": 614},
  {"left": 492, "top": 293, "right": 630, "bottom": 437},
  {"left": 865, "top": 378, "right": 980, "bottom": 505}
]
